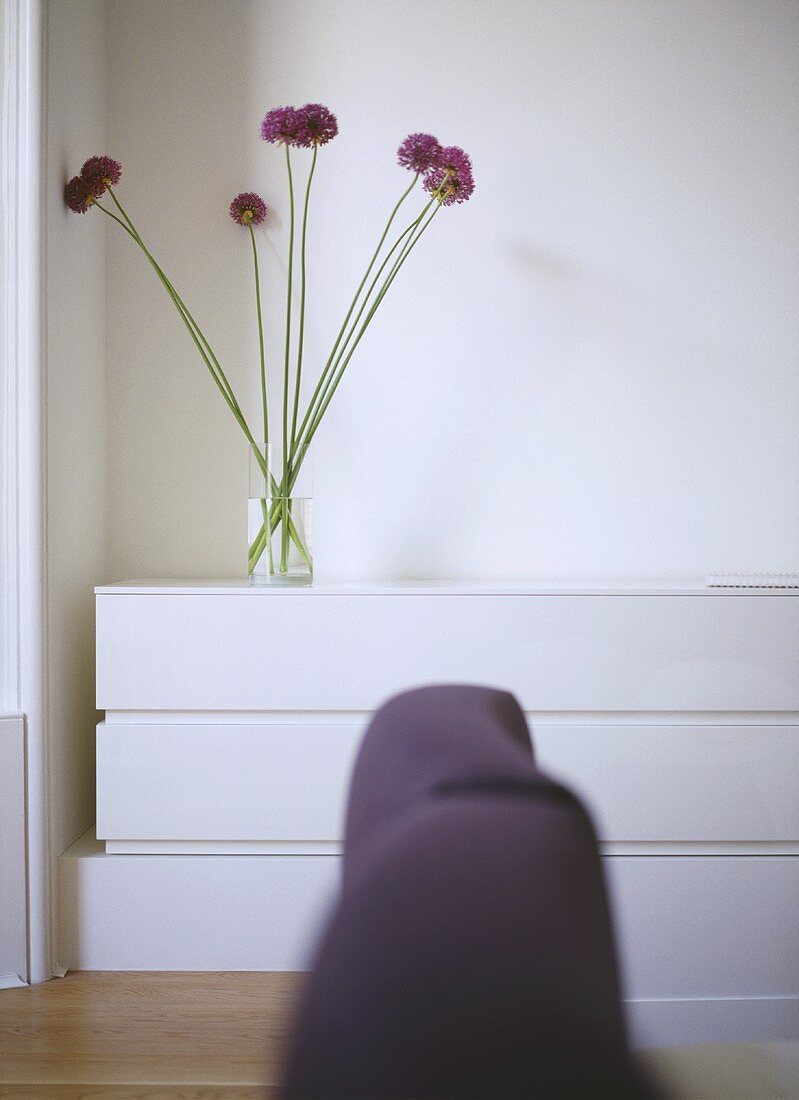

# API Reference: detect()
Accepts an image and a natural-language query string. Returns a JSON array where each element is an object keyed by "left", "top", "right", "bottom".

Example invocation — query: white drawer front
[
  {"left": 97, "top": 720, "right": 799, "bottom": 847},
  {"left": 96, "top": 723, "right": 363, "bottom": 843},
  {"left": 535, "top": 723, "right": 799, "bottom": 842},
  {"left": 96, "top": 593, "right": 799, "bottom": 712}
]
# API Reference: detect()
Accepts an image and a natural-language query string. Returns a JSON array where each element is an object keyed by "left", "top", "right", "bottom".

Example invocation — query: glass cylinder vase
[{"left": 248, "top": 442, "right": 312, "bottom": 586}]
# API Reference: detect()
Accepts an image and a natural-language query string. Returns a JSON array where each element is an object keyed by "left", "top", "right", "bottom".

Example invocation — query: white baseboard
[
  {"left": 0, "top": 972, "right": 27, "bottom": 989},
  {"left": 629, "top": 996, "right": 799, "bottom": 1049},
  {"left": 59, "top": 831, "right": 799, "bottom": 1050},
  {"left": 58, "top": 831, "right": 339, "bottom": 971}
]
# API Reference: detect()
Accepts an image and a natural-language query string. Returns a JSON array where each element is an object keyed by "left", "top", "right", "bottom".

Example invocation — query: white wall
[
  {"left": 0, "top": 3, "right": 8, "bottom": 711},
  {"left": 1, "top": 0, "right": 17, "bottom": 713},
  {"left": 0, "top": 2, "right": 26, "bottom": 988},
  {"left": 100, "top": 0, "right": 799, "bottom": 584},
  {"left": 45, "top": 0, "right": 107, "bottom": 865},
  {"left": 0, "top": 716, "right": 26, "bottom": 985}
]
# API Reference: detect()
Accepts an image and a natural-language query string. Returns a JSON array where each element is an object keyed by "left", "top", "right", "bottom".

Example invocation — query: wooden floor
[{"left": 0, "top": 971, "right": 304, "bottom": 1099}]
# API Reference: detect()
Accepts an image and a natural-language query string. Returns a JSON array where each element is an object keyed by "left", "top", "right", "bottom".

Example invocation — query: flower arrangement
[{"left": 66, "top": 104, "right": 474, "bottom": 583}]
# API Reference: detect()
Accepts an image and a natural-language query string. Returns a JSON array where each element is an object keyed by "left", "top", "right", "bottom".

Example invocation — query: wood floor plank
[
  {"left": 0, "top": 1088, "right": 273, "bottom": 1098},
  {"left": 0, "top": 972, "right": 303, "bottom": 1092}
]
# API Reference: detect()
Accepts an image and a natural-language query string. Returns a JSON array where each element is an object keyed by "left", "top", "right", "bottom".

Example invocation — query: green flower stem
[
  {"left": 249, "top": 224, "right": 269, "bottom": 456},
  {"left": 246, "top": 191, "right": 440, "bottom": 570},
  {"left": 259, "top": 497, "right": 275, "bottom": 574},
  {"left": 290, "top": 143, "right": 318, "bottom": 455},
  {"left": 274, "top": 501, "right": 291, "bottom": 569},
  {"left": 102, "top": 194, "right": 286, "bottom": 506},
  {"left": 100, "top": 172, "right": 442, "bottom": 580},
  {"left": 96, "top": 192, "right": 310, "bottom": 576},
  {"left": 249, "top": 489, "right": 311, "bottom": 574},
  {"left": 104, "top": 191, "right": 231, "bottom": 392},
  {"left": 104, "top": 190, "right": 243, "bottom": 419},
  {"left": 291, "top": 175, "right": 420, "bottom": 460},
  {"left": 98, "top": 200, "right": 289, "bottom": 569},
  {"left": 293, "top": 218, "right": 415, "bottom": 448},
  {"left": 248, "top": 514, "right": 269, "bottom": 570},
  {"left": 281, "top": 145, "right": 297, "bottom": 573},
  {"left": 285, "top": 499, "right": 309, "bottom": 571},
  {"left": 247, "top": 195, "right": 441, "bottom": 569},
  {"left": 298, "top": 198, "right": 434, "bottom": 445},
  {"left": 249, "top": 223, "right": 274, "bottom": 574},
  {"left": 95, "top": 203, "right": 247, "bottom": 434},
  {"left": 248, "top": 497, "right": 311, "bottom": 574},
  {"left": 93, "top": 203, "right": 135, "bottom": 236},
  {"left": 239, "top": 183, "right": 435, "bottom": 567},
  {"left": 282, "top": 151, "right": 295, "bottom": 475},
  {"left": 305, "top": 206, "right": 444, "bottom": 451},
  {"left": 299, "top": 198, "right": 437, "bottom": 455}
]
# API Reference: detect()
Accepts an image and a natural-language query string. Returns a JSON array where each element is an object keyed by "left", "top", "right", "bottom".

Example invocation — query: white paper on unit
[{"left": 706, "top": 574, "right": 799, "bottom": 588}]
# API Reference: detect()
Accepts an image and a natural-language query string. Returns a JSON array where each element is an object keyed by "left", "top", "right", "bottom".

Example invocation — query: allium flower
[
  {"left": 261, "top": 106, "right": 303, "bottom": 146},
  {"left": 64, "top": 175, "right": 94, "bottom": 214},
  {"left": 230, "top": 192, "right": 268, "bottom": 227},
  {"left": 295, "top": 103, "right": 338, "bottom": 147},
  {"left": 397, "top": 133, "right": 441, "bottom": 174},
  {"left": 423, "top": 145, "right": 475, "bottom": 206},
  {"left": 80, "top": 155, "right": 122, "bottom": 197}
]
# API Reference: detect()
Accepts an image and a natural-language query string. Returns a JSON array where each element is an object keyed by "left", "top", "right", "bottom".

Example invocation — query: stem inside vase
[{"left": 248, "top": 444, "right": 312, "bottom": 585}]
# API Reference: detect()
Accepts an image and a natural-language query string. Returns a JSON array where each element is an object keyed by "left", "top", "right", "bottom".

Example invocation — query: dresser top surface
[{"left": 95, "top": 579, "right": 799, "bottom": 597}]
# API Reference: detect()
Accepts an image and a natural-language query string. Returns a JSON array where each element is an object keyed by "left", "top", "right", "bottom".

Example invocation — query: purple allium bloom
[
  {"left": 64, "top": 175, "right": 94, "bottom": 214},
  {"left": 397, "top": 133, "right": 441, "bottom": 174},
  {"left": 423, "top": 145, "right": 475, "bottom": 205},
  {"left": 295, "top": 103, "right": 338, "bottom": 147},
  {"left": 80, "top": 155, "right": 122, "bottom": 197},
  {"left": 261, "top": 106, "right": 303, "bottom": 146},
  {"left": 230, "top": 192, "right": 268, "bottom": 227}
]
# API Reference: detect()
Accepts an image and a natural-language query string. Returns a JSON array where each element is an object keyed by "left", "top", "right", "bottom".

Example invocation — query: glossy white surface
[
  {"left": 96, "top": 590, "right": 799, "bottom": 712},
  {"left": 534, "top": 723, "right": 799, "bottom": 842},
  {"left": 96, "top": 719, "right": 799, "bottom": 851},
  {"left": 96, "top": 722, "right": 362, "bottom": 844}
]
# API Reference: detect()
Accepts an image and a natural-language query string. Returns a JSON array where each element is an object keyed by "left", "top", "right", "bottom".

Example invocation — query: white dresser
[{"left": 59, "top": 580, "right": 799, "bottom": 1048}]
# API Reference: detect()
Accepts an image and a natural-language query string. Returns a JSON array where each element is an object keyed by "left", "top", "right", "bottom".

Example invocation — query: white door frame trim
[{"left": 2, "top": 0, "right": 51, "bottom": 985}]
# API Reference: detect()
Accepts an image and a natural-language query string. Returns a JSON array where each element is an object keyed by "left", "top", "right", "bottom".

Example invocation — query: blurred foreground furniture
[{"left": 283, "top": 685, "right": 654, "bottom": 1099}]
